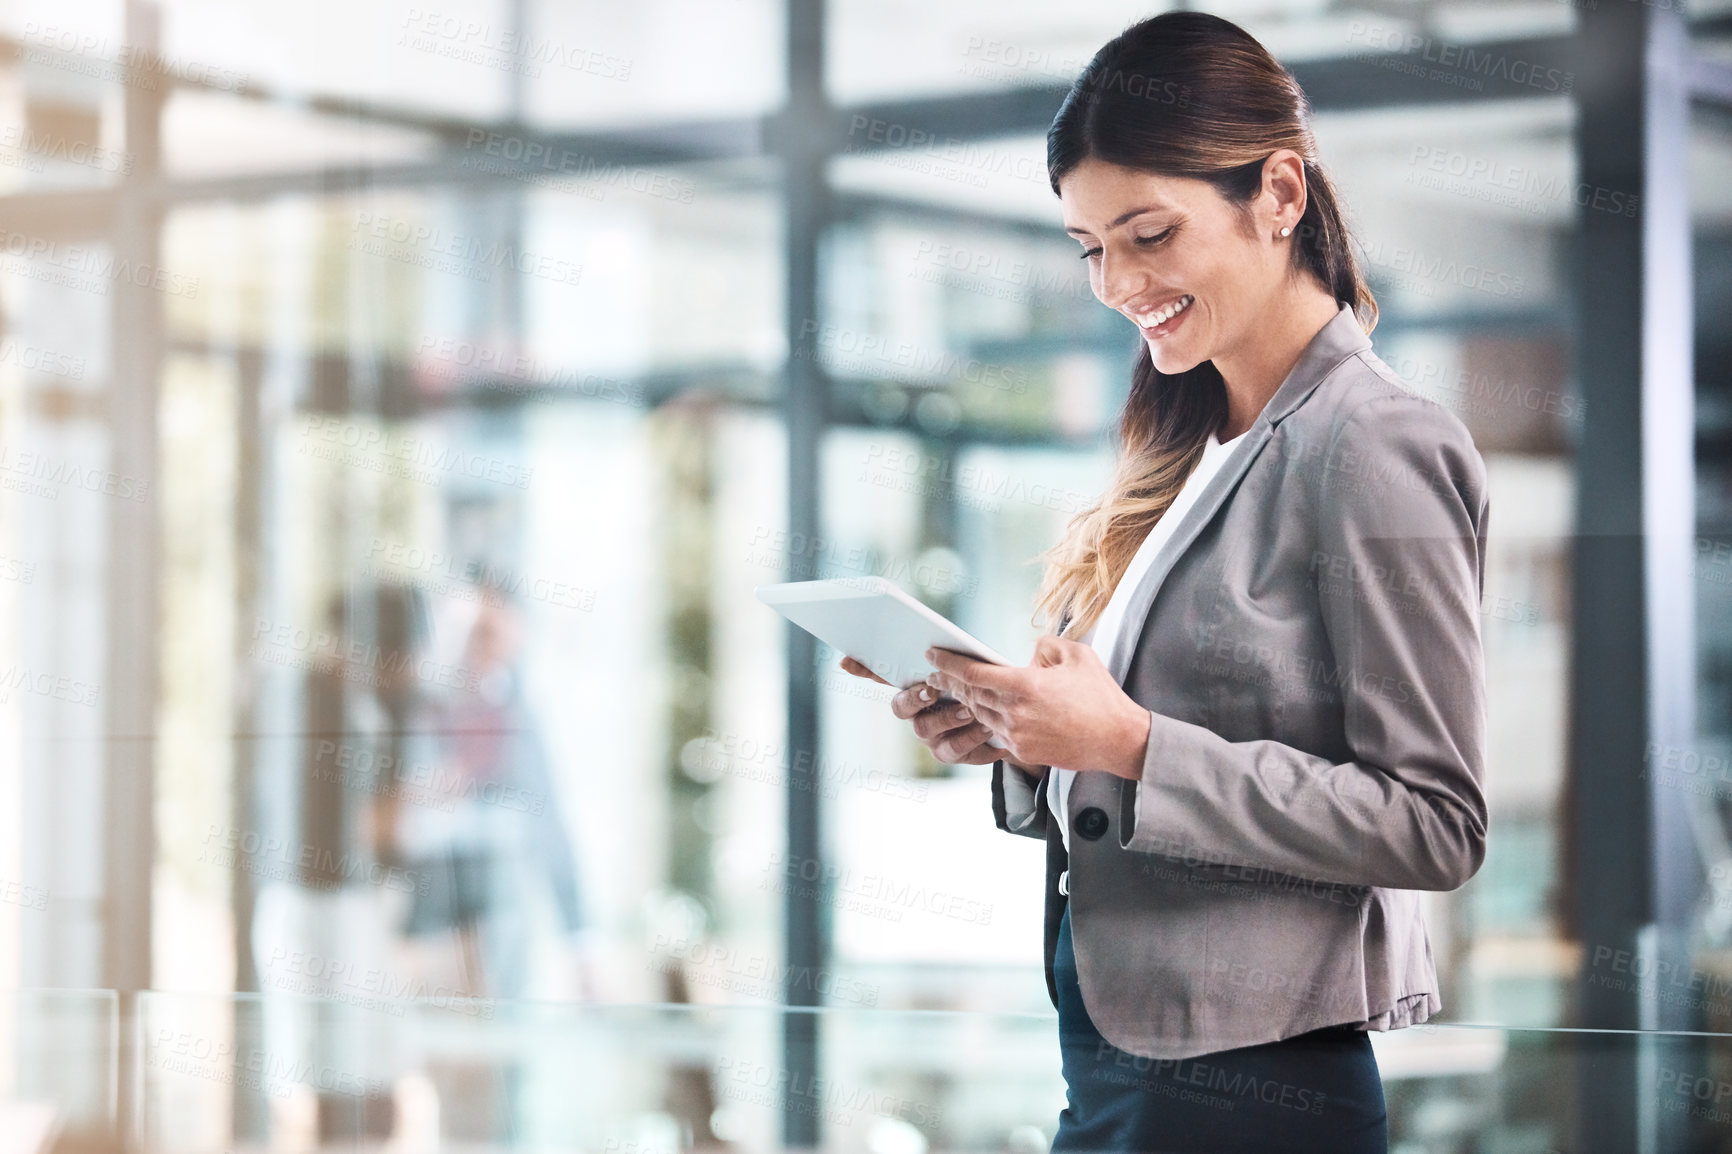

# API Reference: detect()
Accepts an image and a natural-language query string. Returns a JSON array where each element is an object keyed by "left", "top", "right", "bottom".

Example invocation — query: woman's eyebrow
[{"left": 1063, "top": 206, "right": 1165, "bottom": 236}]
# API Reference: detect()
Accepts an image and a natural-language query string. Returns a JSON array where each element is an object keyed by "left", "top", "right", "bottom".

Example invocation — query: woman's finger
[
  {"left": 956, "top": 734, "right": 1010, "bottom": 765},
  {"left": 925, "top": 666, "right": 1015, "bottom": 715},
  {"left": 913, "top": 698, "right": 977, "bottom": 743},
  {"left": 891, "top": 681, "right": 946, "bottom": 720},
  {"left": 839, "top": 655, "right": 891, "bottom": 685},
  {"left": 926, "top": 719, "right": 999, "bottom": 764},
  {"left": 962, "top": 696, "right": 1010, "bottom": 734}
]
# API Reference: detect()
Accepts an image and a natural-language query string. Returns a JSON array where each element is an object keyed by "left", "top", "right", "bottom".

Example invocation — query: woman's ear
[{"left": 1260, "top": 149, "right": 1308, "bottom": 235}]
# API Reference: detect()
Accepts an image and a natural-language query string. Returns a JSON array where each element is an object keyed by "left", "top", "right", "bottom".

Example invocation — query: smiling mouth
[{"left": 1130, "top": 294, "right": 1194, "bottom": 329}]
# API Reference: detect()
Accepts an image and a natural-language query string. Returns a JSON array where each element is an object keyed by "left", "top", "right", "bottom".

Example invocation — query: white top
[{"left": 1049, "top": 427, "right": 1247, "bottom": 896}]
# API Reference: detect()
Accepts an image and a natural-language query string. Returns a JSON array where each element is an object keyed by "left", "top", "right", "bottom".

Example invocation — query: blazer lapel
[
  {"left": 1102, "top": 303, "right": 1372, "bottom": 687},
  {"left": 1102, "top": 424, "right": 1270, "bottom": 686}
]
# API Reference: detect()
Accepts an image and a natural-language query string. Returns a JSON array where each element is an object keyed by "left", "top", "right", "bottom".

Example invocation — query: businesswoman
[{"left": 842, "top": 11, "right": 1489, "bottom": 1154}]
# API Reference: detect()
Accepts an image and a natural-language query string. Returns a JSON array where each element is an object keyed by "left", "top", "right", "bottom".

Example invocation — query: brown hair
[{"left": 1031, "top": 11, "right": 1376, "bottom": 640}]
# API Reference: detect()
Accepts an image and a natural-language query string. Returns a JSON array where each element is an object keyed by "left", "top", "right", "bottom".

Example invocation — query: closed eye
[{"left": 1077, "top": 229, "right": 1174, "bottom": 260}]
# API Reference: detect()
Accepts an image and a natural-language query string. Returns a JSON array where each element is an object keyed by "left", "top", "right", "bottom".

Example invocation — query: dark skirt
[{"left": 1051, "top": 904, "right": 1389, "bottom": 1154}]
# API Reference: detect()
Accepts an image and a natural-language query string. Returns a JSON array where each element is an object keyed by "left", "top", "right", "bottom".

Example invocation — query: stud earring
[{"left": 1279, "top": 226, "right": 1291, "bottom": 238}]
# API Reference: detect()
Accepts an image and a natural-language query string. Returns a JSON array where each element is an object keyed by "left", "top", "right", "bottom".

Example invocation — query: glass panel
[
  {"left": 111, "top": 991, "right": 1732, "bottom": 1150},
  {"left": 0, "top": 990, "right": 118, "bottom": 1149}
]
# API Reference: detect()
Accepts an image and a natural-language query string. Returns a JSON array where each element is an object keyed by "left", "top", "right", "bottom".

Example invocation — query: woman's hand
[
  {"left": 921, "top": 635, "right": 1153, "bottom": 779},
  {"left": 838, "top": 655, "right": 1007, "bottom": 765}
]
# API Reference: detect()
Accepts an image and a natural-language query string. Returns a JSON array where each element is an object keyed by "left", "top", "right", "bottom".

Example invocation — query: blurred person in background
[
  {"left": 386, "top": 575, "right": 599, "bottom": 1004},
  {"left": 370, "top": 573, "right": 599, "bottom": 1141},
  {"left": 251, "top": 579, "right": 429, "bottom": 1143}
]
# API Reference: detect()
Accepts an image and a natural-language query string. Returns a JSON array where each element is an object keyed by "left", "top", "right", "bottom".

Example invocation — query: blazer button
[{"left": 1073, "top": 806, "right": 1109, "bottom": 841}]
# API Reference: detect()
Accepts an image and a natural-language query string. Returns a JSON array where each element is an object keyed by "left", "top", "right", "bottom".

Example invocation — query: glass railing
[
  {"left": 0, "top": 989, "right": 118, "bottom": 1149},
  {"left": 7, "top": 989, "right": 1732, "bottom": 1150}
]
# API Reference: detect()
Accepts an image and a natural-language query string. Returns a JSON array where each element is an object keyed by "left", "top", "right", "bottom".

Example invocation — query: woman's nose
[{"left": 1096, "top": 253, "right": 1145, "bottom": 312}]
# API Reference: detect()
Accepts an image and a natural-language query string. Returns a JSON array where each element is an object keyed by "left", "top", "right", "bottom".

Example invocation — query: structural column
[
  {"left": 106, "top": 0, "right": 166, "bottom": 1144},
  {"left": 778, "top": 0, "right": 830, "bottom": 1148},
  {"left": 1568, "top": 3, "right": 1696, "bottom": 1151}
]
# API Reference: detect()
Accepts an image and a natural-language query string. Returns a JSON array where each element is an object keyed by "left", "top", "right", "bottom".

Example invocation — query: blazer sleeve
[
  {"left": 992, "top": 757, "right": 1050, "bottom": 840},
  {"left": 1116, "top": 394, "right": 1490, "bottom": 892},
  {"left": 991, "top": 611, "right": 1067, "bottom": 841}
]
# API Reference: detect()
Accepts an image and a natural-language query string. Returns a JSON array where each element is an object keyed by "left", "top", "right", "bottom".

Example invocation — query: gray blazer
[{"left": 991, "top": 301, "right": 1489, "bottom": 1059}]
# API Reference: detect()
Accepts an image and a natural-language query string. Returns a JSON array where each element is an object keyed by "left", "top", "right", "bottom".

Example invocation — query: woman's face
[{"left": 1058, "top": 155, "right": 1289, "bottom": 376}]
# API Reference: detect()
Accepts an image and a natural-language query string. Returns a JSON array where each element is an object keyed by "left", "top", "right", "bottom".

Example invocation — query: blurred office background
[{"left": 0, "top": 0, "right": 1729, "bottom": 1150}]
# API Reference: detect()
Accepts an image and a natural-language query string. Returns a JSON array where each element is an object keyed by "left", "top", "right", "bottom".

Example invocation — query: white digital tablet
[{"left": 754, "top": 576, "right": 1017, "bottom": 690}]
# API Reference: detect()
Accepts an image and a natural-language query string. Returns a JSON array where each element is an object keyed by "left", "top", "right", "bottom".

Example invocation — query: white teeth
[{"left": 1136, "top": 294, "right": 1193, "bottom": 327}]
